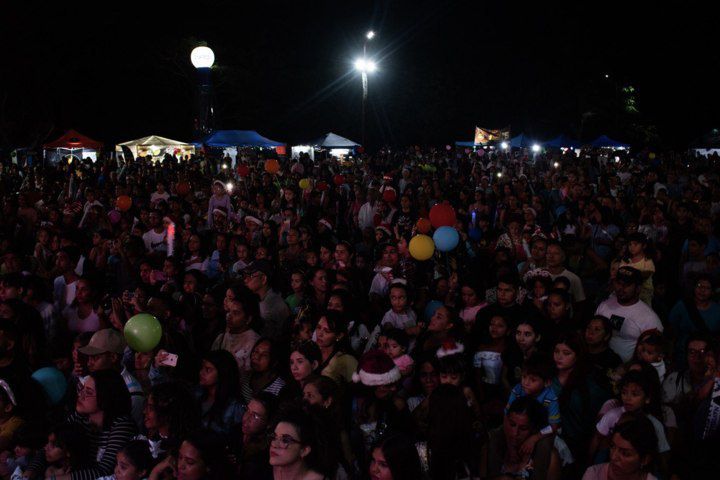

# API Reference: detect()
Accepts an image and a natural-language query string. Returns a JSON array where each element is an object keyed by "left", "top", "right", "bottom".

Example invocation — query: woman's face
[
  {"left": 290, "top": 273, "right": 304, "bottom": 293},
  {"left": 177, "top": 441, "right": 207, "bottom": 480},
  {"left": 242, "top": 400, "right": 268, "bottom": 436},
  {"left": 515, "top": 324, "right": 538, "bottom": 352},
  {"left": 553, "top": 343, "right": 577, "bottom": 371},
  {"left": 546, "top": 294, "right": 568, "bottom": 320},
  {"left": 289, "top": 351, "right": 316, "bottom": 383},
  {"left": 369, "top": 447, "right": 393, "bottom": 480},
  {"left": 199, "top": 360, "right": 218, "bottom": 387},
  {"left": 76, "top": 376, "right": 99, "bottom": 415},
  {"left": 250, "top": 341, "right": 272, "bottom": 373},
  {"left": 269, "top": 422, "right": 308, "bottom": 468},
  {"left": 584, "top": 319, "right": 607, "bottom": 347},
  {"left": 609, "top": 432, "right": 646, "bottom": 476},
  {"left": 183, "top": 274, "right": 198, "bottom": 294},
  {"left": 460, "top": 286, "right": 478, "bottom": 307},
  {"left": 327, "top": 295, "right": 344, "bottom": 312},
  {"left": 503, "top": 412, "right": 533, "bottom": 448},
  {"left": 44, "top": 433, "right": 66, "bottom": 464},
  {"left": 311, "top": 270, "right": 328, "bottom": 293},
  {"left": 419, "top": 361, "right": 440, "bottom": 395},
  {"left": 314, "top": 317, "right": 338, "bottom": 348},
  {"left": 302, "top": 383, "right": 327, "bottom": 407},
  {"left": 225, "top": 300, "right": 248, "bottom": 331},
  {"left": 428, "top": 306, "right": 451, "bottom": 333}
]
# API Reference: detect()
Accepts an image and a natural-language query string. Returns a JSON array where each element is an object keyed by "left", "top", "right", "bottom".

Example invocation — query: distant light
[
  {"left": 190, "top": 46, "right": 215, "bottom": 69},
  {"left": 501, "top": 142, "right": 509, "bottom": 150},
  {"left": 531, "top": 144, "right": 541, "bottom": 153},
  {"left": 497, "top": 172, "right": 503, "bottom": 178},
  {"left": 222, "top": 163, "right": 228, "bottom": 169},
  {"left": 354, "top": 58, "right": 377, "bottom": 73},
  {"left": 226, "top": 182, "right": 234, "bottom": 192},
  {"left": 366, "top": 30, "right": 375, "bottom": 40},
  {"left": 615, "top": 157, "right": 620, "bottom": 163},
  {"left": 553, "top": 162, "right": 560, "bottom": 168},
  {"left": 605, "top": 74, "right": 609, "bottom": 79}
]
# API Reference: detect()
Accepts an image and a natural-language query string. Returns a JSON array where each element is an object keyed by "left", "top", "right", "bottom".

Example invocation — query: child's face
[
  {"left": 621, "top": 382, "right": 648, "bottom": 412},
  {"left": 521, "top": 373, "right": 546, "bottom": 396},
  {"left": 489, "top": 316, "right": 508, "bottom": 339},
  {"left": 296, "top": 322, "right": 312, "bottom": 342},
  {"left": 236, "top": 245, "right": 249, "bottom": 260},
  {"left": 460, "top": 287, "right": 478, "bottom": 307},
  {"left": 628, "top": 241, "right": 643, "bottom": 256},
  {"left": 515, "top": 324, "right": 538, "bottom": 352},
  {"left": 384, "top": 339, "right": 405, "bottom": 359},
  {"left": 585, "top": 319, "right": 608, "bottom": 347},
  {"left": 636, "top": 342, "right": 662, "bottom": 364},
  {"left": 290, "top": 274, "right": 304, "bottom": 293},
  {"left": 440, "top": 372, "right": 462, "bottom": 386},
  {"left": 389, "top": 287, "right": 408, "bottom": 313},
  {"left": 44, "top": 433, "right": 65, "bottom": 464},
  {"left": 114, "top": 451, "right": 143, "bottom": 480},
  {"left": 554, "top": 343, "right": 577, "bottom": 371},
  {"left": 14, "top": 445, "right": 31, "bottom": 458},
  {"left": 376, "top": 335, "right": 388, "bottom": 352}
]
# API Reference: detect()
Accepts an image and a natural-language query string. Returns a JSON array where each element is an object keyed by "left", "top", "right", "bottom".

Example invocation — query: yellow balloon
[
  {"left": 409, "top": 234, "right": 435, "bottom": 261},
  {"left": 299, "top": 178, "right": 311, "bottom": 190},
  {"left": 649, "top": 152, "right": 656, "bottom": 160}
]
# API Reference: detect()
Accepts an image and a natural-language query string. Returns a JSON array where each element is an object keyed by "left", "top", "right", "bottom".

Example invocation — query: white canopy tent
[
  {"left": 292, "top": 132, "right": 361, "bottom": 160},
  {"left": 115, "top": 135, "right": 195, "bottom": 160}
]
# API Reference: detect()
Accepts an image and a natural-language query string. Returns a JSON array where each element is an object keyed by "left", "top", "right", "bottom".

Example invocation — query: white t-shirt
[
  {"left": 142, "top": 229, "right": 167, "bottom": 253},
  {"left": 583, "top": 463, "right": 657, "bottom": 480},
  {"left": 550, "top": 268, "right": 586, "bottom": 302},
  {"left": 596, "top": 296, "right": 663, "bottom": 362},
  {"left": 596, "top": 406, "right": 670, "bottom": 453},
  {"left": 151, "top": 191, "right": 170, "bottom": 204}
]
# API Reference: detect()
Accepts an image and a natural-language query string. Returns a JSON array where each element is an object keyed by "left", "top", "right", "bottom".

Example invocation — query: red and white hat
[
  {"left": 318, "top": 218, "right": 333, "bottom": 230},
  {"left": 437, "top": 339, "right": 465, "bottom": 358},
  {"left": 352, "top": 349, "right": 401, "bottom": 386}
]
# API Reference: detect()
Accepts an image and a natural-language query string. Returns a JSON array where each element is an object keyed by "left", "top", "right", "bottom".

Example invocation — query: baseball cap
[
  {"left": 78, "top": 329, "right": 126, "bottom": 356},
  {"left": 615, "top": 266, "right": 643, "bottom": 285},
  {"left": 245, "top": 259, "right": 274, "bottom": 280}
]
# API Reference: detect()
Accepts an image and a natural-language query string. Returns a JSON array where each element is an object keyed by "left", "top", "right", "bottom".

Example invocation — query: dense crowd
[{"left": 0, "top": 145, "right": 719, "bottom": 480}]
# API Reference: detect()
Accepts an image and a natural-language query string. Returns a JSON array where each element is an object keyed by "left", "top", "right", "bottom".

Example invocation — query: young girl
[
  {"left": 437, "top": 343, "right": 481, "bottom": 418},
  {"left": 381, "top": 282, "right": 418, "bottom": 333},
  {"left": 457, "top": 281, "right": 487, "bottom": 334},
  {"left": 285, "top": 270, "right": 306, "bottom": 315},
  {"left": 633, "top": 331, "right": 667, "bottom": 383},
  {"left": 473, "top": 314, "right": 510, "bottom": 387},
  {"left": 589, "top": 370, "right": 670, "bottom": 462},
  {"left": 584, "top": 316, "right": 623, "bottom": 391},
  {"left": 382, "top": 328, "right": 414, "bottom": 377},
  {"left": 43, "top": 424, "right": 89, "bottom": 478},
  {"left": 231, "top": 242, "right": 251, "bottom": 278},
  {"left": 98, "top": 440, "right": 154, "bottom": 480},
  {"left": 619, "top": 232, "right": 655, "bottom": 305},
  {"left": 502, "top": 317, "right": 543, "bottom": 389}
]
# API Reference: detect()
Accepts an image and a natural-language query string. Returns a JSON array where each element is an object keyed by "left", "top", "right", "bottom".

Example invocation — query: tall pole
[{"left": 361, "top": 41, "right": 368, "bottom": 146}]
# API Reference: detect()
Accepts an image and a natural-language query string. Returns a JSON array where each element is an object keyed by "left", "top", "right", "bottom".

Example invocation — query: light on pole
[
  {"left": 355, "top": 58, "right": 377, "bottom": 146},
  {"left": 191, "top": 46, "right": 215, "bottom": 138}
]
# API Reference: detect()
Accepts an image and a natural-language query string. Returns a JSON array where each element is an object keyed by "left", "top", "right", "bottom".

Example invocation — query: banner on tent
[{"left": 474, "top": 126, "right": 510, "bottom": 145}]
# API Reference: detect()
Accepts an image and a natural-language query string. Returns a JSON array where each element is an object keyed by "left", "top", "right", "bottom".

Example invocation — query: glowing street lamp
[
  {"left": 531, "top": 144, "right": 541, "bottom": 153},
  {"left": 501, "top": 141, "right": 509, "bottom": 150},
  {"left": 191, "top": 46, "right": 215, "bottom": 138},
  {"left": 366, "top": 30, "right": 375, "bottom": 40}
]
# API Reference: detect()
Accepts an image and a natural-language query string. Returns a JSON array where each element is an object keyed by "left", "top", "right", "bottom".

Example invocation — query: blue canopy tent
[
  {"left": 544, "top": 134, "right": 581, "bottom": 149},
  {"left": 454, "top": 141, "right": 481, "bottom": 147},
  {"left": 590, "top": 135, "right": 630, "bottom": 149},
  {"left": 196, "top": 130, "right": 284, "bottom": 148},
  {"left": 510, "top": 133, "right": 539, "bottom": 149}
]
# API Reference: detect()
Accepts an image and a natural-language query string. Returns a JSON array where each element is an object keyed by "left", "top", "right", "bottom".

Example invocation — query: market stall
[
  {"left": 43, "top": 129, "right": 103, "bottom": 164},
  {"left": 115, "top": 135, "right": 195, "bottom": 161},
  {"left": 292, "top": 132, "right": 360, "bottom": 160}
]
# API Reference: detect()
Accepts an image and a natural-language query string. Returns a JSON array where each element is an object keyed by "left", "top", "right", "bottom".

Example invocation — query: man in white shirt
[
  {"left": 243, "top": 259, "right": 290, "bottom": 340},
  {"left": 358, "top": 187, "right": 379, "bottom": 231},
  {"left": 596, "top": 266, "right": 663, "bottom": 362},
  {"left": 142, "top": 211, "right": 168, "bottom": 255},
  {"left": 545, "top": 241, "right": 586, "bottom": 303}
]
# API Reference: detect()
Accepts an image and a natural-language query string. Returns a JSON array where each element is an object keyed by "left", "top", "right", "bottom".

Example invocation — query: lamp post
[
  {"left": 190, "top": 46, "right": 215, "bottom": 138},
  {"left": 356, "top": 30, "right": 375, "bottom": 146}
]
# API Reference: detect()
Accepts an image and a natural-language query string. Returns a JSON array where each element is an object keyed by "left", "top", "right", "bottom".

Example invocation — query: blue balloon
[
  {"left": 433, "top": 226, "right": 460, "bottom": 252},
  {"left": 31, "top": 367, "right": 67, "bottom": 406},
  {"left": 424, "top": 300, "right": 444, "bottom": 321},
  {"left": 468, "top": 227, "right": 482, "bottom": 241}
]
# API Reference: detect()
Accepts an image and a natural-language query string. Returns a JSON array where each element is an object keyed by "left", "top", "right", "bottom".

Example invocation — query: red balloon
[
  {"left": 316, "top": 181, "right": 329, "bottom": 192},
  {"left": 116, "top": 195, "right": 132, "bottom": 212},
  {"left": 333, "top": 174, "right": 345, "bottom": 186},
  {"left": 237, "top": 164, "right": 250, "bottom": 177},
  {"left": 417, "top": 218, "right": 432, "bottom": 234},
  {"left": 382, "top": 189, "right": 397, "bottom": 203},
  {"left": 429, "top": 203, "right": 456, "bottom": 228},
  {"left": 265, "top": 159, "right": 280, "bottom": 174},
  {"left": 176, "top": 181, "right": 190, "bottom": 196}
]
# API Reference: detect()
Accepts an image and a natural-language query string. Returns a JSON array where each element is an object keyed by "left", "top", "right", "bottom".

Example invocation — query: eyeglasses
[
  {"left": 78, "top": 386, "right": 96, "bottom": 398},
  {"left": 268, "top": 433, "right": 301, "bottom": 449}
]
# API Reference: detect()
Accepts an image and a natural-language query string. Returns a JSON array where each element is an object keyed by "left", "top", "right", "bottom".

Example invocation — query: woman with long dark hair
[
  {"left": 241, "top": 337, "right": 286, "bottom": 403},
  {"left": 313, "top": 311, "right": 357, "bottom": 386},
  {"left": 196, "top": 349, "right": 244, "bottom": 435},
  {"left": 143, "top": 381, "right": 201, "bottom": 459},
  {"left": 368, "top": 433, "right": 423, "bottom": 480}
]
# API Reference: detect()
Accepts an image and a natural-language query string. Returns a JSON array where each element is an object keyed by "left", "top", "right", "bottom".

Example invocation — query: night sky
[{"left": 1, "top": 1, "right": 717, "bottom": 150}]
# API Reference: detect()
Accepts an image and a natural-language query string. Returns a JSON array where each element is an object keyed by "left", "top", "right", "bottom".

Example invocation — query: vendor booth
[
  {"left": 292, "top": 132, "right": 360, "bottom": 160},
  {"left": 115, "top": 135, "right": 195, "bottom": 161},
  {"left": 590, "top": 135, "right": 630, "bottom": 150},
  {"left": 196, "top": 130, "right": 285, "bottom": 164},
  {"left": 691, "top": 129, "right": 720, "bottom": 157},
  {"left": 43, "top": 130, "right": 103, "bottom": 164}
]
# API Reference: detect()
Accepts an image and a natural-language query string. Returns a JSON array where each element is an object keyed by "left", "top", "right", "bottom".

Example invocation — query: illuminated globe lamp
[
  {"left": 190, "top": 46, "right": 215, "bottom": 70},
  {"left": 191, "top": 45, "right": 215, "bottom": 137}
]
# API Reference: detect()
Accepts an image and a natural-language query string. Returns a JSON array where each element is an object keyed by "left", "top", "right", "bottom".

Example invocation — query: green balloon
[{"left": 124, "top": 313, "right": 162, "bottom": 353}]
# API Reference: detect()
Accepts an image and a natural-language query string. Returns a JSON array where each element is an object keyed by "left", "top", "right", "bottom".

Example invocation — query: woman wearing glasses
[{"left": 268, "top": 407, "right": 335, "bottom": 480}]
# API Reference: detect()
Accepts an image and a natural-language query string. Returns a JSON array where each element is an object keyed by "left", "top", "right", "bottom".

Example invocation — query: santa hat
[
  {"left": 375, "top": 223, "right": 392, "bottom": 238},
  {"left": 244, "top": 215, "right": 262, "bottom": 226},
  {"left": 318, "top": 218, "right": 333, "bottom": 230},
  {"left": 352, "top": 350, "right": 401, "bottom": 386},
  {"left": 437, "top": 339, "right": 465, "bottom": 358}
]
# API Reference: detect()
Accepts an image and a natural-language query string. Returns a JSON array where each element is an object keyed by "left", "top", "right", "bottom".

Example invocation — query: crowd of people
[{"left": 0, "top": 145, "right": 719, "bottom": 480}]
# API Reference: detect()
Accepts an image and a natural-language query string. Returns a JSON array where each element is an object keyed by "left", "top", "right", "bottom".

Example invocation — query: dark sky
[{"left": 1, "top": 0, "right": 717, "bottom": 149}]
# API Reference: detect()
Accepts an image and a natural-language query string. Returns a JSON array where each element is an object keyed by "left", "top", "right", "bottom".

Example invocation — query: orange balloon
[
  {"left": 265, "top": 159, "right": 280, "bottom": 174},
  {"left": 116, "top": 195, "right": 132, "bottom": 212},
  {"left": 417, "top": 218, "right": 432, "bottom": 234}
]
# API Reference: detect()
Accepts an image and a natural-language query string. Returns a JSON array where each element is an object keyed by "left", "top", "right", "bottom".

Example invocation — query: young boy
[
  {"left": 634, "top": 330, "right": 667, "bottom": 382},
  {"left": 381, "top": 281, "right": 418, "bottom": 331},
  {"left": 505, "top": 354, "right": 561, "bottom": 451}
]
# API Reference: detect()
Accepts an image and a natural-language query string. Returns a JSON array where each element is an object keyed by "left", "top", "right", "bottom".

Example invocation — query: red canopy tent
[{"left": 43, "top": 129, "right": 103, "bottom": 164}]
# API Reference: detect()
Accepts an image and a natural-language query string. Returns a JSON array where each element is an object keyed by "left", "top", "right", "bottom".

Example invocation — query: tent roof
[
  {"left": 590, "top": 135, "right": 630, "bottom": 148},
  {"left": 455, "top": 141, "right": 480, "bottom": 147},
  {"left": 309, "top": 132, "right": 360, "bottom": 148},
  {"left": 510, "top": 133, "right": 537, "bottom": 148},
  {"left": 691, "top": 128, "right": 720, "bottom": 148},
  {"left": 43, "top": 129, "right": 103, "bottom": 150},
  {"left": 117, "top": 135, "right": 192, "bottom": 147},
  {"left": 544, "top": 134, "right": 581, "bottom": 149},
  {"left": 197, "top": 130, "right": 284, "bottom": 148}
]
